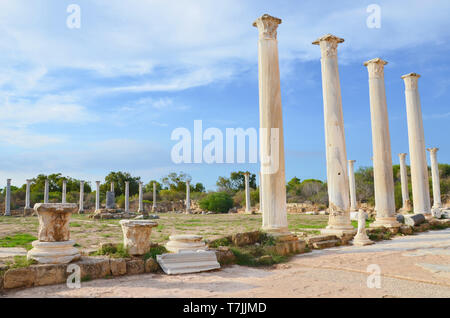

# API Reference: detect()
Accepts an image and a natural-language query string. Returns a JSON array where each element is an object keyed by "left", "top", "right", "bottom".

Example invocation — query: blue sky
[{"left": 0, "top": 0, "right": 449, "bottom": 190}]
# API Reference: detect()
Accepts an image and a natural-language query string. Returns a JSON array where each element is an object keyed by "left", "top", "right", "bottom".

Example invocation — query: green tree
[
  {"left": 199, "top": 192, "right": 233, "bottom": 213},
  {"left": 100, "top": 171, "right": 140, "bottom": 197}
]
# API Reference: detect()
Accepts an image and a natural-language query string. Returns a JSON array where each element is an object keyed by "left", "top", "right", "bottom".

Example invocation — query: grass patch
[
  {"left": 208, "top": 237, "right": 231, "bottom": 248},
  {"left": 0, "top": 233, "right": 37, "bottom": 249},
  {"left": 144, "top": 245, "right": 168, "bottom": 260},
  {"left": 351, "top": 219, "right": 373, "bottom": 229},
  {"left": 91, "top": 243, "right": 129, "bottom": 258},
  {"left": 70, "top": 222, "right": 82, "bottom": 227},
  {"left": 6, "top": 255, "right": 37, "bottom": 269},
  {"left": 230, "top": 246, "right": 288, "bottom": 267}
]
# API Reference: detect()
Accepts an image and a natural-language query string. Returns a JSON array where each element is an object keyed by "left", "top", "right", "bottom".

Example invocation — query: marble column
[
  {"left": 4, "top": 179, "right": 11, "bottom": 216},
  {"left": 138, "top": 181, "right": 144, "bottom": 213},
  {"left": 258, "top": 171, "right": 263, "bottom": 213},
  {"left": 152, "top": 182, "right": 157, "bottom": 212},
  {"left": 25, "top": 179, "right": 32, "bottom": 209},
  {"left": 79, "top": 181, "right": 84, "bottom": 214},
  {"left": 62, "top": 180, "right": 67, "bottom": 204},
  {"left": 253, "top": 14, "right": 289, "bottom": 233},
  {"left": 185, "top": 180, "right": 191, "bottom": 214},
  {"left": 125, "top": 181, "right": 130, "bottom": 213},
  {"left": 398, "top": 153, "right": 412, "bottom": 212},
  {"left": 313, "top": 34, "right": 354, "bottom": 236},
  {"left": 95, "top": 181, "right": 100, "bottom": 211},
  {"left": 365, "top": 58, "right": 400, "bottom": 228},
  {"left": 402, "top": 73, "right": 431, "bottom": 216},
  {"left": 111, "top": 182, "right": 114, "bottom": 193},
  {"left": 244, "top": 172, "right": 251, "bottom": 213},
  {"left": 348, "top": 160, "right": 357, "bottom": 212},
  {"left": 44, "top": 179, "right": 49, "bottom": 203},
  {"left": 427, "top": 148, "right": 442, "bottom": 212}
]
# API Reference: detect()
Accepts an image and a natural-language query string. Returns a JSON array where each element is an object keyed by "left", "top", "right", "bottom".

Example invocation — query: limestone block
[
  {"left": 166, "top": 234, "right": 207, "bottom": 253},
  {"left": 145, "top": 258, "right": 159, "bottom": 273},
  {"left": 399, "top": 225, "right": 413, "bottom": 235},
  {"left": 404, "top": 214, "right": 426, "bottom": 226},
  {"left": 214, "top": 246, "right": 236, "bottom": 265},
  {"left": 157, "top": 250, "right": 220, "bottom": 275},
  {"left": 126, "top": 258, "right": 145, "bottom": 275},
  {"left": 77, "top": 257, "right": 111, "bottom": 280},
  {"left": 231, "top": 231, "right": 261, "bottom": 247},
  {"left": 34, "top": 264, "right": 68, "bottom": 286},
  {"left": 3, "top": 267, "right": 36, "bottom": 289},
  {"left": 34, "top": 203, "right": 77, "bottom": 242},
  {"left": 27, "top": 240, "right": 80, "bottom": 264},
  {"left": 110, "top": 258, "right": 127, "bottom": 276},
  {"left": 120, "top": 220, "right": 158, "bottom": 256}
]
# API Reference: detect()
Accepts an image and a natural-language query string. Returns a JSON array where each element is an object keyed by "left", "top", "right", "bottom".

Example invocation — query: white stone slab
[{"left": 157, "top": 250, "right": 220, "bottom": 275}]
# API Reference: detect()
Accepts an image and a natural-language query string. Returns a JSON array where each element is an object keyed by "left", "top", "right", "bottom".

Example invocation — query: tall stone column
[
  {"left": 402, "top": 73, "right": 431, "bottom": 216},
  {"left": 138, "top": 181, "right": 144, "bottom": 213},
  {"left": 398, "top": 153, "right": 412, "bottom": 212},
  {"left": 125, "top": 181, "right": 130, "bottom": 213},
  {"left": 44, "top": 179, "right": 49, "bottom": 203},
  {"left": 244, "top": 172, "right": 251, "bottom": 213},
  {"left": 427, "top": 148, "right": 442, "bottom": 212},
  {"left": 152, "top": 182, "right": 157, "bottom": 212},
  {"left": 253, "top": 14, "right": 289, "bottom": 233},
  {"left": 348, "top": 160, "right": 357, "bottom": 212},
  {"left": 4, "top": 179, "right": 11, "bottom": 216},
  {"left": 79, "top": 181, "right": 85, "bottom": 214},
  {"left": 185, "top": 180, "right": 191, "bottom": 214},
  {"left": 95, "top": 181, "right": 100, "bottom": 211},
  {"left": 62, "top": 180, "right": 67, "bottom": 204},
  {"left": 25, "top": 179, "right": 32, "bottom": 209},
  {"left": 111, "top": 182, "right": 114, "bottom": 193},
  {"left": 365, "top": 58, "right": 400, "bottom": 228},
  {"left": 258, "top": 171, "right": 263, "bottom": 213},
  {"left": 313, "top": 34, "right": 354, "bottom": 236}
]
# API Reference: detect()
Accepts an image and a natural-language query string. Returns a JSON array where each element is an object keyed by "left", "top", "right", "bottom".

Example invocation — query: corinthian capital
[
  {"left": 312, "top": 34, "right": 344, "bottom": 58},
  {"left": 427, "top": 147, "right": 439, "bottom": 154},
  {"left": 253, "top": 14, "right": 282, "bottom": 40},
  {"left": 401, "top": 73, "right": 420, "bottom": 90},
  {"left": 364, "top": 58, "right": 387, "bottom": 78}
]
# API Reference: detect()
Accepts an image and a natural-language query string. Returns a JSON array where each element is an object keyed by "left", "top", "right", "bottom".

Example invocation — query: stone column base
[
  {"left": 370, "top": 217, "right": 401, "bottom": 229},
  {"left": 166, "top": 235, "right": 207, "bottom": 253},
  {"left": 27, "top": 240, "right": 80, "bottom": 264},
  {"left": 352, "top": 232, "right": 374, "bottom": 246},
  {"left": 120, "top": 220, "right": 158, "bottom": 256}
]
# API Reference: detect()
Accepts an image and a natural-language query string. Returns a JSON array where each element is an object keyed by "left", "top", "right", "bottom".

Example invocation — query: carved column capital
[{"left": 253, "top": 14, "right": 282, "bottom": 40}]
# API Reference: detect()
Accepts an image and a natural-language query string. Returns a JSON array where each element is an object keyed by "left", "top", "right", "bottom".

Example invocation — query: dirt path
[{"left": 3, "top": 229, "right": 450, "bottom": 298}]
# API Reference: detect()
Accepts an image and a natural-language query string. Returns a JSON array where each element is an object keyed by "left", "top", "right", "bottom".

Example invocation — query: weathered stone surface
[
  {"left": 3, "top": 267, "right": 36, "bottom": 289},
  {"left": 400, "top": 225, "right": 413, "bottom": 235},
  {"left": 311, "top": 240, "right": 340, "bottom": 249},
  {"left": 34, "top": 264, "right": 68, "bottom": 286},
  {"left": 106, "top": 191, "right": 116, "bottom": 209},
  {"left": 23, "top": 208, "right": 34, "bottom": 217},
  {"left": 34, "top": 203, "right": 77, "bottom": 242},
  {"left": 110, "top": 258, "right": 127, "bottom": 276},
  {"left": 405, "top": 213, "right": 426, "bottom": 226},
  {"left": 126, "top": 258, "right": 145, "bottom": 275},
  {"left": 396, "top": 214, "right": 405, "bottom": 224},
  {"left": 215, "top": 246, "right": 236, "bottom": 265},
  {"left": 145, "top": 258, "right": 159, "bottom": 273},
  {"left": 27, "top": 240, "right": 80, "bottom": 264},
  {"left": 231, "top": 231, "right": 261, "bottom": 247},
  {"left": 305, "top": 235, "right": 338, "bottom": 245},
  {"left": 442, "top": 210, "right": 450, "bottom": 219},
  {"left": 120, "top": 220, "right": 158, "bottom": 256},
  {"left": 166, "top": 234, "right": 207, "bottom": 253},
  {"left": 414, "top": 222, "right": 431, "bottom": 232},
  {"left": 157, "top": 251, "right": 220, "bottom": 275},
  {"left": 77, "top": 257, "right": 111, "bottom": 280}
]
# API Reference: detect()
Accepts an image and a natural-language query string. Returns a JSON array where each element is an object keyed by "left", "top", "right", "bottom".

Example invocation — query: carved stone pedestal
[
  {"left": 27, "top": 203, "right": 80, "bottom": 264},
  {"left": 120, "top": 220, "right": 158, "bottom": 256}
]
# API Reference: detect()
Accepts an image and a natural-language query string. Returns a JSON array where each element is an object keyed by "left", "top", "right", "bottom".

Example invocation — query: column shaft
[
  {"left": 398, "top": 153, "right": 411, "bottom": 212},
  {"left": 138, "top": 182, "right": 144, "bottom": 213},
  {"left": 44, "top": 179, "right": 49, "bottom": 203},
  {"left": 365, "top": 58, "right": 399, "bottom": 228},
  {"left": 254, "top": 14, "right": 288, "bottom": 233},
  {"left": 4, "top": 179, "right": 11, "bottom": 216},
  {"left": 79, "top": 181, "right": 84, "bottom": 213},
  {"left": 185, "top": 181, "right": 191, "bottom": 214},
  {"left": 427, "top": 148, "right": 442, "bottom": 209},
  {"left": 125, "top": 181, "right": 130, "bottom": 212},
  {"left": 348, "top": 160, "right": 357, "bottom": 212},
  {"left": 25, "top": 179, "right": 31, "bottom": 209},
  {"left": 62, "top": 180, "right": 67, "bottom": 204},
  {"left": 244, "top": 173, "right": 251, "bottom": 213},
  {"left": 402, "top": 73, "right": 431, "bottom": 215},
  {"left": 313, "top": 34, "right": 353, "bottom": 235},
  {"left": 95, "top": 181, "right": 100, "bottom": 211}
]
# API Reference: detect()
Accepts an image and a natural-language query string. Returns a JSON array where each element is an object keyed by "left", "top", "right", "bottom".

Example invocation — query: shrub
[{"left": 199, "top": 192, "right": 233, "bottom": 213}]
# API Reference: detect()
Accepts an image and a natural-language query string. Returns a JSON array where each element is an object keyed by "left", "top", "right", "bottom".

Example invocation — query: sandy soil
[{"left": 3, "top": 228, "right": 450, "bottom": 298}]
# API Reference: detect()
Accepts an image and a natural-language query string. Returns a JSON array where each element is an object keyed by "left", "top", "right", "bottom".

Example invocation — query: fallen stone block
[
  {"left": 214, "top": 246, "right": 236, "bottom": 265},
  {"left": 404, "top": 213, "right": 425, "bottom": 226},
  {"left": 311, "top": 240, "right": 339, "bottom": 249},
  {"left": 305, "top": 235, "right": 338, "bottom": 245},
  {"left": 399, "top": 225, "right": 413, "bottom": 235},
  {"left": 396, "top": 214, "right": 405, "bottom": 224},
  {"left": 157, "top": 250, "right": 220, "bottom": 275},
  {"left": 144, "top": 258, "right": 159, "bottom": 273},
  {"left": 231, "top": 231, "right": 261, "bottom": 247}
]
